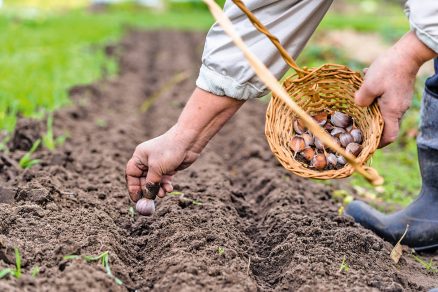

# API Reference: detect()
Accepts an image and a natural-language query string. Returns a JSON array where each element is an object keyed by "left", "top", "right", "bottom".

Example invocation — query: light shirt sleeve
[
  {"left": 405, "top": 0, "right": 438, "bottom": 54},
  {"left": 196, "top": 0, "right": 333, "bottom": 100}
]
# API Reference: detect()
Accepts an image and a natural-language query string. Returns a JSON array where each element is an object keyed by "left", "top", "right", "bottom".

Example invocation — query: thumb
[
  {"left": 141, "top": 166, "right": 162, "bottom": 199},
  {"left": 355, "top": 80, "right": 379, "bottom": 107}
]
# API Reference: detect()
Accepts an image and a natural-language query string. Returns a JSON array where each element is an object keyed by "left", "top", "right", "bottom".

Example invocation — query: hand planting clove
[{"left": 289, "top": 111, "right": 363, "bottom": 171}]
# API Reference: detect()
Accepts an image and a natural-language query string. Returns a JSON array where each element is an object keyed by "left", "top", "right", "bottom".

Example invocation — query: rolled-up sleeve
[
  {"left": 405, "top": 0, "right": 438, "bottom": 54},
  {"left": 196, "top": 0, "right": 333, "bottom": 100}
]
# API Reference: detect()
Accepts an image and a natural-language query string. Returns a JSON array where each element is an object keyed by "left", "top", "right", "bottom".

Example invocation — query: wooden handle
[
  {"left": 203, "top": 0, "right": 383, "bottom": 186},
  {"left": 231, "top": 0, "right": 305, "bottom": 76}
]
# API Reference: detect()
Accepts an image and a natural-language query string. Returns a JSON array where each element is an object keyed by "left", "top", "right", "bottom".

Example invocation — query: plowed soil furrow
[{"left": 1, "top": 30, "right": 438, "bottom": 292}]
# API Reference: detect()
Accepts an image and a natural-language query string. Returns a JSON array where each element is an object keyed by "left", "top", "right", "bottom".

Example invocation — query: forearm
[{"left": 174, "top": 88, "right": 244, "bottom": 154}]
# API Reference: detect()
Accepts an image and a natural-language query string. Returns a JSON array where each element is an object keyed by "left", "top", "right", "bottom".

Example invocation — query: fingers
[
  {"left": 161, "top": 175, "right": 174, "bottom": 193},
  {"left": 378, "top": 114, "right": 400, "bottom": 148},
  {"left": 355, "top": 79, "right": 381, "bottom": 107},
  {"left": 139, "top": 167, "right": 161, "bottom": 200},
  {"left": 377, "top": 97, "right": 403, "bottom": 148},
  {"left": 125, "top": 157, "right": 144, "bottom": 202}
]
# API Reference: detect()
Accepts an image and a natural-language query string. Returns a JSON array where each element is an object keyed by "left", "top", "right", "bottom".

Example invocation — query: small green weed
[
  {"left": 412, "top": 252, "right": 438, "bottom": 273},
  {"left": 18, "top": 139, "right": 41, "bottom": 169},
  {"left": 64, "top": 251, "right": 123, "bottom": 285},
  {"left": 128, "top": 206, "right": 135, "bottom": 221},
  {"left": 0, "top": 248, "right": 23, "bottom": 279},
  {"left": 95, "top": 118, "right": 108, "bottom": 128},
  {"left": 168, "top": 191, "right": 184, "bottom": 196},
  {"left": 217, "top": 247, "right": 225, "bottom": 255},
  {"left": 338, "top": 255, "right": 350, "bottom": 273},
  {"left": 168, "top": 191, "right": 202, "bottom": 205},
  {"left": 31, "top": 266, "right": 40, "bottom": 278},
  {"left": 42, "top": 114, "right": 65, "bottom": 150}
]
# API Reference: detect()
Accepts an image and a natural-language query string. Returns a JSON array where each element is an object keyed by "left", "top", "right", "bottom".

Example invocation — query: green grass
[
  {"left": 0, "top": 5, "right": 214, "bottom": 133},
  {"left": 0, "top": 248, "right": 23, "bottom": 279},
  {"left": 320, "top": 0, "right": 409, "bottom": 41},
  {"left": 18, "top": 138, "right": 41, "bottom": 169}
]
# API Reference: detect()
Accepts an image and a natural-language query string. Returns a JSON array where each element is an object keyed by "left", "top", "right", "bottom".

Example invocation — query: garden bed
[{"left": 0, "top": 30, "right": 437, "bottom": 291}]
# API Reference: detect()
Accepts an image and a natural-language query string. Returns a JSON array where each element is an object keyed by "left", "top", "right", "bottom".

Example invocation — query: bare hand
[
  {"left": 354, "top": 31, "right": 437, "bottom": 148},
  {"left": 125, "top": 127, "right": 200, "bottom": 202},
  {"left": 125, "top": 88, "right": 244, "bottom": 203}
]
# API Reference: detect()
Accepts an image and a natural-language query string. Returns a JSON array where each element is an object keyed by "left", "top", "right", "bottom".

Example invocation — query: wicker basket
[
  {"left": 266, "top": 65, "right": 384, "bottom": 179},
  {"left": 204, "top": 0, "right": 384, "bottom": 184}
]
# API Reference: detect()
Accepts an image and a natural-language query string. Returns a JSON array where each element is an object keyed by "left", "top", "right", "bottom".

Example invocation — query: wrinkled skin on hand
[
  {"left": 125, "top": 126, "right": 200, "bottom": 202},
  {"left": 355, "top": 31, "right": 437, "bottom": 148}
]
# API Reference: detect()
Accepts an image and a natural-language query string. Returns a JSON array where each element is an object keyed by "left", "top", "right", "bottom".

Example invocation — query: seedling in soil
[
  {"left": 412, "top": 251, "right": 438, "bottom": 273},
  {"left": 168, "top": 191, "right": 184, "bottom": 196},
  {"left": 217, "top": 247, "right": 225, "bottom": 255},
  {"left": 64, "top": 251, "right": 123, "bottom": 285},
  {"left": 0, "top": 248, "right": 22, "bottom": 279},
  {"left": 338, "top": 256, "right": 350, "bottom": 273},
  {"left": 95, "top": 118, "right": 108, "bottom": 128},
  {"left": 128, "top": 206, "right": 135, "bottom": 221},
  {"left": 31, "top": 266, "right": 40, "bottom": 278},
  {"left": 169, "top": 191, "right": 202, "bottom": 206},
  {"left": 42, "top": 114, "right": 66, "bottom": 150},
  {"left": 19, "top": 139, "right": 41, "bottom": 169}
]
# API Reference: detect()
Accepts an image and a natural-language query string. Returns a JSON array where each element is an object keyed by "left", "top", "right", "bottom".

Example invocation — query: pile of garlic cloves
[{"left": 290, "top": 111, "right": 363, "bottom": 171}]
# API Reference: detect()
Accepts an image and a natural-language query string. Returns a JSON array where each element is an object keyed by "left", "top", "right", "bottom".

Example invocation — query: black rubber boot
[
  {"left": 345, "top": 81, "right": 438, "bottom": 252},
  {"left": 345, "top": 147, "right": 438, "bottom": 251}
]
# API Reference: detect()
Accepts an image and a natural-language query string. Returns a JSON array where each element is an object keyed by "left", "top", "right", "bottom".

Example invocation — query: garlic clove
[
  {"left": 339, "top": 133, "right": 354, "bottom": 148},
  {"left": 314, "top": 137, "right": 325, "bottom": 150},
  {"left": 324, "top": 122, "right": 334, "bottom": 131},
  {"left": 301, "top": 133, "right": 314, "bottom": 147},
  {"left": 330, "top": 111, "right": 353, "bottom": 128},
  {"left": 290, "top": 136, "right": 306, "bottom": 153},
  {"left": 136, "top": 198, "right": 155, "bottom": 216},
  {"left": 310, "top": 153, "right": 327, "bottom": 170},
  {"left": 337, "top": 155, "right": 347, "bottom": 165},
  {"left": 300, "top": 147, "right": 315, "bottom": 162},
  {"left": 312, "top": 112, "right": 328, "bottom": 126},
  {"left": 346, "top": 142, "right": 362, "bottom": 156},
  {"left": 350, "top": 128, "right": 363, "bottom": 144},
  {"left": 326, "top": 153, "right": 337, "bottom": 167},
  {"left": 293, "top": 119, "right": 306, "bottom": 135},
  {"left": 331, "top": 127, "right": 346, "bottom": 137}
]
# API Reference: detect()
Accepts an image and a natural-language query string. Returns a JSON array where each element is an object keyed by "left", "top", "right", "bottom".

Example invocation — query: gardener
[{"left": 126, "top": 0, "right": 438, "bottom": 251}]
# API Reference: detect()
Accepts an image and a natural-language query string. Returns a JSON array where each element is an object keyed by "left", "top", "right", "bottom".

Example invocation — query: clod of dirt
[
  {"left": 0, "top": 186, "right": 15, "bottom": 204},
  {"left": 8, "top": 118, "right": 43, "bottom": 151}
]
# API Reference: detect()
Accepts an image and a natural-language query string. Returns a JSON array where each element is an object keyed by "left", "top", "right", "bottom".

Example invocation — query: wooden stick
[{"left": 203, "top": 0, "right": 383, "bottom": 186}]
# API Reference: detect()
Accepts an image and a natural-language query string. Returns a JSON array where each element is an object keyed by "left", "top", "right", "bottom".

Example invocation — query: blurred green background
[{"left": 0, "top": 0, "right": 431, "bottom": 208}]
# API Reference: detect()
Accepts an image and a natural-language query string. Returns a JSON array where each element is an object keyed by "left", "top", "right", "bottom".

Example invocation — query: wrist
[{"left": 396, "top": 31, "right": 437, "bottom": 69}]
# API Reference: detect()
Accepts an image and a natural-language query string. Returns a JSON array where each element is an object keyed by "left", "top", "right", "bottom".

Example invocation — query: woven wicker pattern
[{"left": 266, "top": 64, "right": 384, "bottom": 179}]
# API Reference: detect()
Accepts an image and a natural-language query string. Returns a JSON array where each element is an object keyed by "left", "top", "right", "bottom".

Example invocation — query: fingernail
[{"left": 142, "top": 182, "right": 160, "bottom": 200}]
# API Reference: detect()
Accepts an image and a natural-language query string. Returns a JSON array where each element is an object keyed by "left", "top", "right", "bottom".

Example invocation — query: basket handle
[
  {"left": 203, "top": 0, "right": 384, "bottom": 186},
  {"left": 231, "top": 0, "right": 306, "bottom": 76}
]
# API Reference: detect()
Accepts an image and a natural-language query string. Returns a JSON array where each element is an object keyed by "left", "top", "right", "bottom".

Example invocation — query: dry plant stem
[{"left": 203, "top": 0, "right": 383, "bottom": 186}]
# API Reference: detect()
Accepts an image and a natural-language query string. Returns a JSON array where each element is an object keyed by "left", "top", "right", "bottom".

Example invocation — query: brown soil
[{"left": 1, "top": 30, "right": 438, "bottom": 291}]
